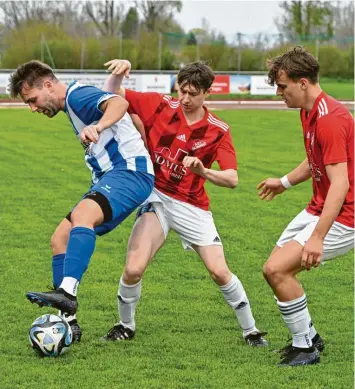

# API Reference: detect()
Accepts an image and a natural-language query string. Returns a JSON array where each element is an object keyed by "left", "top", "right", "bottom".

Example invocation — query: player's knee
[
  {"left": 210, "top": 267, "right": 231, "bottom": 286},
  {"left": 123, "top": 264, "right": 145, "bottom": 284},
  {"left": 70, "top": 210, "right": 92, "bottom": 228},
  {"left": 50, "top": 231, "right": 68, "bottom": 255},
  {"left": 263, "top": 261, "right": 281, "bottom": 284},
  {"left": 71, "top": 200, "right": 104, "bottom": 228}
]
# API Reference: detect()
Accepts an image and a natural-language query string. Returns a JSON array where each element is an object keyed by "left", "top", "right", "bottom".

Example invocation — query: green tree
[
  {"left": 136, "top": 1, "right": 182, "bottom": 32},
  {"left": 275, "top": 1, "right": 334, "bottom": 42},
  {"left": 186, "top": 31, "right": 197, "bottom": 46},
  {"left": 333, "top": 1, "right": 354, "bottom": 47},
  {"left": 84, "top": 0, "right": 123, "bottom": 36},
  {"left": 121, "top": 7, "right": 139, "bottom": 39},
  {"left": 0, "top": 1, "right": 84, "bottom": 32},
  {"left": 1, "top": 22, "right": 72, "bottom": 68}
]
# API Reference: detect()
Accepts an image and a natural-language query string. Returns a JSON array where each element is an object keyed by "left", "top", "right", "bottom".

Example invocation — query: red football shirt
[
  {"left": 301, "top": 91, "right": 354, "bottom": 228},
  {"left": 125, "top": 90, "right": 237, "bottom": 210}
]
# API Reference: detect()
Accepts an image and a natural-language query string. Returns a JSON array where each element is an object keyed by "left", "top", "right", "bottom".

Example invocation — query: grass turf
[{"left": 0, "top": 109, "right": 353, "bottom": 389}]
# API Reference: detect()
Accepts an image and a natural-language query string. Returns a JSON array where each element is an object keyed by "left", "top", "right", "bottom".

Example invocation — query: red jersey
[
  {"left": 126, "top": 90, "right": 237, "bottom": 210},
  {"left": 301, "top": 91, "right": 354, "bottom": 228}
]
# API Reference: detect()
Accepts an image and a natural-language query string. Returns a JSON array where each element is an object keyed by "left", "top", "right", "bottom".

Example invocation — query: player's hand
[
  {"left": 80, "top": 124, "right": 103, "bottom": 144},
  {"left": 104, "top": 59, "right": 131, "bottom": 77},
  {"left": 257, "top": 178, "right": 287, "bottom": 201},
  {"left": 301, "top": 235, "right": 323, "bottom": 270},
  {"left": 183, "top": 156, "right": 206, "bottom": 176}
]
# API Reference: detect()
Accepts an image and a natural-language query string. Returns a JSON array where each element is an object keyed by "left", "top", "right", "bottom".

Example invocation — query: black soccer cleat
[
  {"left": 278, "top": 346, "right": 320, "bottom": 367},
  {"left": 276, "top": 334, "right": 325, "bottom": 357},
  {"left": 68, "top": 319, "right": 82, "bottom": 343},
  {"left": 244, "top": 331, "right": 269, "bottom": 347},
  {"left": 101, "top": 323, "right": 135, "bottom": 341},
  {"left": 312, "top": 333, "right": 325, "bottom": 352},
  {"left": 26, "top": 288, "right": 78, "bottom": 315}
]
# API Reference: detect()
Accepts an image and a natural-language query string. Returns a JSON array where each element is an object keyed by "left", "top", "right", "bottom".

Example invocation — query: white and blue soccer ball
[{"left": 29, "top": 314, "right": 72, "bottom": 357}]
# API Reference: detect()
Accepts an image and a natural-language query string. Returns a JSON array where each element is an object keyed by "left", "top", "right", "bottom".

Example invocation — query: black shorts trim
[{"left": 66, "top": 191, "right": 113, "bottom": 223}]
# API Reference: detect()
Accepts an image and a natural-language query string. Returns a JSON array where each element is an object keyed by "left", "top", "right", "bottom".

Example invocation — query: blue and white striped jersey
[{"left": 65, "top": 81, "right": 154, "bottom": 184}]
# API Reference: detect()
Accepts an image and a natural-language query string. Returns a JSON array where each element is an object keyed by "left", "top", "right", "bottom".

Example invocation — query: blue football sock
[
  {"left": 52, "top": 253, "right": 65, "bottom": 289},
  {"left": 63, "top": 227, "right": 96, "bottom": 281}
]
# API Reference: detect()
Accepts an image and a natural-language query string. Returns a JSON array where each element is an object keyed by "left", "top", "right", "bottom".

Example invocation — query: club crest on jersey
[{"left": 192, "top": 140, "right": 207, "bottom": 151}]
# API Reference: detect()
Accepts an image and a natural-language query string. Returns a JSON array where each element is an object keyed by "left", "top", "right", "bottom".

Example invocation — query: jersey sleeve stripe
[
  {"left": 321, "top": 98, "right": 328, "bottom": 114},
  {"left": 207, "top": 113, "right": 229, "bottom": 130},
  {"left": 207, "top": 115, "right": 229, "bottom": 131}
]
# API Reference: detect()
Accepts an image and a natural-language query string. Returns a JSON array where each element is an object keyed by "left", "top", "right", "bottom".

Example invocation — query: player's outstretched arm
[
  {"left": 182, "top": 156, "right": 238, "bottom": 188},
  {"left": 102, "top": 59, "right": 131, "bottom": 98},
  {"left": 257, "top": 158, "right": 311, "bottom": 201}
]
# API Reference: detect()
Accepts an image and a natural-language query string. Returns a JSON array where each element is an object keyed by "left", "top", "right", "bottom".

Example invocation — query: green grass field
[{"left": 0, "top": 109, "right": 353, "bottom": 389}]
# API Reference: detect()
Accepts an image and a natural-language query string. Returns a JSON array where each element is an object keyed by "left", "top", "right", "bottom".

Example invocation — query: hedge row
[{"left": 1, "top": 24, "right": 353, "bottom": 78}]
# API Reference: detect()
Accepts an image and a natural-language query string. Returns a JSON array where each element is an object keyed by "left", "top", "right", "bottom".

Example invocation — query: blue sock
[
  {"left": 52, "top": 253, "right": 65, "bottom": 288},
  {"left": 63, "top": 227, "right": 96, "bottom": 282}
]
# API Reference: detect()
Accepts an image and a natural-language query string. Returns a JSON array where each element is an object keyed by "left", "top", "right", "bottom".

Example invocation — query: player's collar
[
  {"left": 64, "top": 81, "right": 77, "bottom": 113},
  {"left": 306, "top": 91, "right": 326, "bottom": 122}
]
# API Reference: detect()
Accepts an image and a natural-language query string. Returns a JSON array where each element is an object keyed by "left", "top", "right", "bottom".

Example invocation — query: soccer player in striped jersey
[
  {"left": 100, "top": 59, "right": 268, "bottom": 347},
  {"left": 9, "top": 60, "right": 154, "bottom": 342},
  {"left": 257, "top": 47, "right": 354, "bottom": 366}
]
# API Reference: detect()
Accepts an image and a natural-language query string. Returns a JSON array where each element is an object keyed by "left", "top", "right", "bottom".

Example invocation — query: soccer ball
[{"left": 29, "top": 314, "right": 72, "bottom": 357}]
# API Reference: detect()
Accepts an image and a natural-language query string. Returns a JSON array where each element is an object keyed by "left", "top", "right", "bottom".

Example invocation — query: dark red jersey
[
  {"left": 301, "top": 91, "right": 354, "bottom": 228},
  {"left": 126, "top": 90, "right": 237, "bottom": 210}
]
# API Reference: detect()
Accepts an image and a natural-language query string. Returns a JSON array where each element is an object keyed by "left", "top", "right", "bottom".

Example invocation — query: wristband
[{"left": 280, "top": 175, "right": 292, "bottom": 189}]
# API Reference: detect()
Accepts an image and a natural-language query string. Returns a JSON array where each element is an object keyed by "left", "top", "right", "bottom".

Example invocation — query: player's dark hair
[
  {"left": 8, "top": 60, "right": 58, "bottom": 98},
  {"left": 177, "top": 61, "right": 215, "bottom": 92},
  {"left": 266, "top": 46, "right": 319, "bottom": 86}
]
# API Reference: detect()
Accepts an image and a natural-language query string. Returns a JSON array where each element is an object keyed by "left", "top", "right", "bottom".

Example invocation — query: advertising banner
[
  {"left": 56, "top": 73, "right": 107, "bottom": 88},
  {"left": 0, "top": 73, "right": 9, "bottom": 94},
  {"left": 140, "top": 75, "right": 171, "bottom": 93},
  {"left": 56, "top": 73, "right": 142, "bottom": 91},
  {"left": 0, "top": 72, "right": 143, "bottom": 93},
  {"left": 0, "top": 72, "right": 277, "bottom": 96},
  {"left": 230, "top": 75, "right": 251, "bottom": 94},
  {"left": 250, "top": 75, "right": 277, "bottom": 95},
  {"left": 210, "top": 75, "right": 230, "bottom": 94}
]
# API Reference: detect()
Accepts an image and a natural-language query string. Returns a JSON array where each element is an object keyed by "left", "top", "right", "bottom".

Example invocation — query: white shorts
[
  {"left": 140, "top": 188, "right": 223, "bottom": 251},
  {"left": 277, "top": 209, "right": 354, "bottom": 261}
]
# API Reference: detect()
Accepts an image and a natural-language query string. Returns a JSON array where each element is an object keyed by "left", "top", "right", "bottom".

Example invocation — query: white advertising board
[
  {"left": 0, "top": 72, "right": 276, "bottom": 96},
  {"left": 140, "top": 75, "right": 171, "bottom": 93},
  {"left": 0, "top": 73, "right": 10, "bottom": 94},
  {"left": 57, "top": 73, "right": 142, "bottom": 91},
  {"left": 250, "top": 75, "right": 277, "bottom": 95},
  {"left": 0, "top": 72, "right": 170, "bottom": 93}
]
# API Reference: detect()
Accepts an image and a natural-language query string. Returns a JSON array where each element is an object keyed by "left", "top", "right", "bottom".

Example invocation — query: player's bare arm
[
  {"left": 257, "top": 158, "right": 311, "bottom": 200},
  {"left": 102, "top": 59, "right": 131, "bottom": 98},
  {"left": 301, "top": 162, "right": 350, "bottom": 270},
  {"left": 81, "top": 96, "right": 128, "bottom": 144},
  {"left": 182, "top": 156, "right": 238, "bottom": 188}
]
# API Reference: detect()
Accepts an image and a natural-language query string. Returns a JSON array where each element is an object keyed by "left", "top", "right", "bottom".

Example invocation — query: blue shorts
[{"left": 68, "top": 170, "right": 154, "bottom": 236}]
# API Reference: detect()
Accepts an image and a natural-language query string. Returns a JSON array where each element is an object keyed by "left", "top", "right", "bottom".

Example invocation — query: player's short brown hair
[
  {"left": 177, "top": 61, "right": 215, "bottom": 92},
  {"left": 266, "top": 46, "right": 319, "bottom": 86},
  {"left": 8, "top": 60, "right": 57, "bottom": 98}
]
